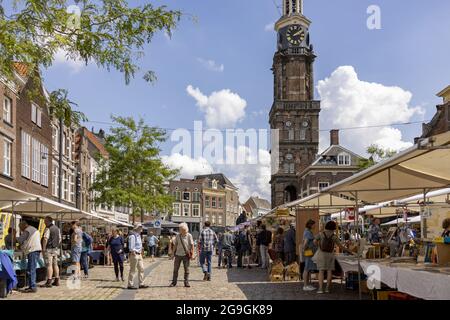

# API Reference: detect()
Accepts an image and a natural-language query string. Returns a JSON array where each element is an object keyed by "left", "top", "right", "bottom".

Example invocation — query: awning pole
[{"left": 422, "top": 189, "right": 426, "bottom": 239}]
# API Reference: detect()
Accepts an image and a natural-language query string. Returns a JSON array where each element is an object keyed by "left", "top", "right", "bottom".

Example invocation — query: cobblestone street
[{"left": 5, "top": 256, "right": 367, "bottom": 300}]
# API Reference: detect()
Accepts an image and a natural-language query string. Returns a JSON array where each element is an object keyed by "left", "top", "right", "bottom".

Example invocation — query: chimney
[{"left": 330, "top": 129, "right": 339, "bottom": 146}]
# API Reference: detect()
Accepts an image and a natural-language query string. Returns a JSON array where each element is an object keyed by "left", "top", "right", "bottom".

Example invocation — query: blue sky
[{"left": 41, "top": 0, "right": 450, "bottom": 200}]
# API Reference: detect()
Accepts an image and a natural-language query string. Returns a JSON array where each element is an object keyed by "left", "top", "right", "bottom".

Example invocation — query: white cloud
[
  {"left": 317, "top": 66, "right": 424, "bottom": 154},
  {"left": 197, "top": 58, "right": 224, "bottom": 72},
  {"left": 162, "top": 153, "right": 213, "bottom": 178},
  {"left": 186, "top": 85, "right": 247, "bottom": 129},
  {"left": 53, "top": 49, "right": 85, "bottom": 73},
  {"left": 264, "top": 22, "right": 275, "bottom": 32}
]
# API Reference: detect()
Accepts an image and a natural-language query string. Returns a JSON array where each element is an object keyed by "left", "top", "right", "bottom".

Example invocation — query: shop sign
[
  {"left": 154, "top": 220, "right": 162, "bottom": 228},
  {"left": 276, "top": 209, "right": 289, "bottom": 216}
]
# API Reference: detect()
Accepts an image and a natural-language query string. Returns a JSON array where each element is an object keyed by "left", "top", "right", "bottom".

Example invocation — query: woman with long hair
[{"left": 108, "top": 229, "right": 125, "bottom": 281}]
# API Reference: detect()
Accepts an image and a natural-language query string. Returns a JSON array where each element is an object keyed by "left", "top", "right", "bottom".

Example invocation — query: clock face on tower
[{"left": 286, "top": 25, "right": 305, "bottom": 46}]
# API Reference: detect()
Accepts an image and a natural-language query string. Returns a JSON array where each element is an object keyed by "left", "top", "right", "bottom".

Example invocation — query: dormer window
[
  {"left": 212, "top": 179, "right": 218, "bottom": 189},
  {"left": 338, "top": 153, "right": 351, "bottom": 166}
]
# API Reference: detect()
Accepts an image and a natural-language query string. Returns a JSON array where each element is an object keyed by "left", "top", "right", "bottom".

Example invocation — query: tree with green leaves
[
  {"left": 358, "top": 144, "right": 398, "bottom": 169},
  {"left": 1, "top": 0, "right": 182, "bottom": 124},
  {"left": 91, "top": 116, "right": 179, "bottom": 224}
]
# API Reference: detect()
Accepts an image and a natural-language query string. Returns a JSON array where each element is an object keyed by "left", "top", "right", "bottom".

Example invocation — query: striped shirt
[{"left": 199, "top": 227, "right": 218, "bottom": 252}]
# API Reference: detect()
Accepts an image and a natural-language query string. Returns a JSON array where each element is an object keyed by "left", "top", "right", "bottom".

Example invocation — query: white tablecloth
[
  {"left": 359, "top": 260, "right": 450, "bottom": 300},
  {"left": 336, "top": 256, "right": 361, "bottom": 274}
]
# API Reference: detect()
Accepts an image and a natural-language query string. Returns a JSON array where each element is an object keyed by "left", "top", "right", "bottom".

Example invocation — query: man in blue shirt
[
  {"left": 127, "top": 225, "right": 148, "bottom": 289},
  {"left": 147, "top": 231, "right": 159, "bottom": 262},
  {"left": 199, "top": 221, "right": 218, "bottom": 281}
]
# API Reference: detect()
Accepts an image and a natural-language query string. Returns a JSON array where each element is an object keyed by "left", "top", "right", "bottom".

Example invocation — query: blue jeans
[
  {"left": 217, "top": 247, "right": 223, "bottom": 267},
  {"left": 27, "top": 251, "right": 40, "bottom": 289},
  {"left": 200, "top": 250, "right": 212, "bottom": 274},
  {"left": 80, "top": 251, "right": 89, "bottom": 276}
]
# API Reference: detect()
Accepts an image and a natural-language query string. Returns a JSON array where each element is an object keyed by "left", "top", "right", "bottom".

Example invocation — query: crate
[
  {"left": 284, "top": 273, "right": 300, "bottom": 281},
  {"left": 373, "top": 290, "right": 398, "bottom": 300},
  {"left": 388, "top": 292, "right": 419, "bottom": 300},
  {"left": 269, "top": 274, "right": 284, "bottom": 282}
]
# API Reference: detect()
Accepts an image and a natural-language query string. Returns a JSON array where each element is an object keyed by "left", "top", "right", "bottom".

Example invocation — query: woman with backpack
[
  {"left": 80, "top": 229, "right": 93, "bottom": 279},
  {"left": 313, "top": 221, "right": 353, "bottom": 294}
]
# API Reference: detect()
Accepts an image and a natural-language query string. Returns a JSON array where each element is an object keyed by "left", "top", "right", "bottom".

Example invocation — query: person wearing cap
[{"left": 127, "top": 224, "right": 148, "bottom": 289}]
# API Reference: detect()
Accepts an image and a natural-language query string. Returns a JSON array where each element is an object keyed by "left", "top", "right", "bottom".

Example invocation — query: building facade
[
  {"left": 299, "top": 130, "right": 365, "bottom": 198},
  {"left": 416, "top": 86, "right": 450, "bottom": 140},
  {"left": 269, "top": 1, "right": 320, "bottom": 208},
  {"left": 243, "top": 196, "right": 271, "bottom": 219}
]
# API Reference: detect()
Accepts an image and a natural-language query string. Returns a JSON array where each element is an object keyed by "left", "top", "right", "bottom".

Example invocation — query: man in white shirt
[{"left": 17, "top": 220, "right": 42, "bottom": 293}]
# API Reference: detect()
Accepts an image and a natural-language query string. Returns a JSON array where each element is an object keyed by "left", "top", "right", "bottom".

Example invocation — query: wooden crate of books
[
  {"left": 269, "top": 260, "right": 284, "bottom": 282},
  {"left": 284, "top": 262, "right": 300, "bottom": 281}
]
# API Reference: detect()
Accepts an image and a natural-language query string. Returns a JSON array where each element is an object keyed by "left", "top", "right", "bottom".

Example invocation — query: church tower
[{"left": 269, "top": 0, "right": 321, "bottom": 208}]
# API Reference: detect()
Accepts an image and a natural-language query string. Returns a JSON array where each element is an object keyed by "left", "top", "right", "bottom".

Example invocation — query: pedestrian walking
[
  {"left": 221, "top": 229, "right": 234, "bottom": 269},
  {"left": 199, "top": 221, "right": 218, "bottom": 281},
  {"left": 147, "top": 231, "right": 159, "bottom": 262},
  {"left": 255, "top": 221, "right": 262, "bottom": 267},
  {"left": 217, "top": 232, "right": 224, "bottom": 268},
  {"left": 108, "top": 229, "right": 125, "bottom": 281},
  {"left": 273, "top": 227, "right": 285, "bottom": 261},
  {"left": 40, "top": 216, "right": 61, "bottom": 288},
  {"left": 70, "top": 221, "right": 83, "bottom": 280},
  {"left": 312, "top": 221, "right": 353, "bottom": 294},
  {"left": 258, "top": 224, "right": 272, "bottom": 269},
  {"left": 302, "top": 219, "right": 317, "bottom": 291},
  {"left": 127, "top": 224, "right": 148, "bottom": 289},
  {"left": 170, "top": 223, "right": 194, "bottom": 287},
  {"left": 17, "top": 220, "right": 42, "bottom": 293},
  {"left": 80, "top": 229, "right": 93, "bottom": 279},
  {"left": 284, "top": 223, "right": 296, "bottom": 265},
  {"left": 238, "top": 226, "right": 252, "bottom": 269}
]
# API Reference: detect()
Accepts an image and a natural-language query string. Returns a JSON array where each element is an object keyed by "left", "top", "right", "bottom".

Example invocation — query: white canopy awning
[
  {"left": 382, "top": 215, "right": 421, "bottom": 226},
  {"left": 323, "top": 132, "right": 450, "bottom": 204}
]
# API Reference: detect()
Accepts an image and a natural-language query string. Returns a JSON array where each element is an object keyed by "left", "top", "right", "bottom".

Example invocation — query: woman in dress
[
  {"left": 313, "top": 221, "right": 353, "bottom": 294},
  {"left": 302, "top": 219, "right": 317, "bottom": 291},
  {"left": 108, "top": 229, "right": 125, "bottom": 281}
]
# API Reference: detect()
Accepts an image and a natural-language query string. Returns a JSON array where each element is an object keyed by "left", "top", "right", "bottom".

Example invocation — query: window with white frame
[
  {"left": 205, "top": 196, "right": 210, "bottom": 207},
  {"left": 211, "top": 197, "right": 217, "bottom": 208},
  {"left": 212, "top": 179, "right": 218, "bottom": 189},
  {"left": 183, "top": 191, "right": 190, "bottom": 201},
  {"left": 183, "top": 203, "right": 190, "bottom": 217},
  {"left": 218, "top": 214, "right": 223, "bottom": 226},
  {"left": 52, "top": 163, "right": 59, "bottom": 196},
  {"left": 52, "top": 126, "right": 59, "bottom": 152},
  {"left": 211, "top": 214, "right": 216, "bottom": 225},
  {"left": 174, "top": 191, "right": 181, "bottom": 201},
  {"left": 63, "top": 169, "right": 68, "bottom": 200},
  {"left": 173, "top": 203, "right": 181, "bottom": 216},
  {"left": 192, "top": 204, "right": 200, "bottom": 217},
  {"left": 318, "top": 182, "right": 330, "bottom": 191},
  {"left": 338, "top": 153, "right": 351, "bottom": 166},
  {"left": 3, "top": 96, "right": 12, "bottom": 124},
  {"left": 70, "top": 173, "right": 75, "bottom": 202},
  {"left": 40, "top": 144, "right": 48, "bottom": 187},
  {"left": 31, "top": 138, "right": 41, "bottom": 183},
  {"left": 21, "top": 130, "right": 31, "bottom": 178},
  {"left": 31, "top": 103, "right": 42, "bottom": 127},
  {"left": 218, "top": 197, "right": 223, "bottom": 208},
  {"left": 205, "top": 213, "right": 210, "bottom": 222},
  {"left": 193, "top": 192, "right": 200, "bottom": 202},
  {"left": 3, "top": 138, "right": 12, "bottom": 176},
  {"left": 289, "top": 163, "right": 295, "bottom": 174}
]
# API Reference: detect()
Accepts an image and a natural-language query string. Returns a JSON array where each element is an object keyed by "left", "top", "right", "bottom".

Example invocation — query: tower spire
[{"left": 283, "top": 0, "right": 303, "bottom": 16}]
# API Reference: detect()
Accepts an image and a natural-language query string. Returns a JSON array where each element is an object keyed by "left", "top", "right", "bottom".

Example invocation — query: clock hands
[{"left": 292, "top": 30, "right": 304, "bottom": 37}]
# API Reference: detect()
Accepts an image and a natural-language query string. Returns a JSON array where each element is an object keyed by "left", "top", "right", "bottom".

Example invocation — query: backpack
[
  {"left": 82, "top": 232, "right": 93, "bottom": 247},
  {"left": 319, "top": 232, "right": 335, "bottom": 253}
]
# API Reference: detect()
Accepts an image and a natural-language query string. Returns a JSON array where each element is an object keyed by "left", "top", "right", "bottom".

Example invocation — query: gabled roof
[
  {"left": 310, "top": 144, "right": 365, "bottom": 166},
  {"left": 194, "top": 173, "right": 237, "bottom": 189},
  {"left": 82, "top": 127, "right": 109, "bottom": 158},
  {"left": 248, "top": 196, "right": 271, "bottom": 209},
  {"left": 13, "top": 62, "right": 31, "bottom": 78}
]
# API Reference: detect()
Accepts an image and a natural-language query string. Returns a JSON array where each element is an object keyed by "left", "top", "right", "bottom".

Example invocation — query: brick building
[
  {"left": 299, "top": 130, "right": 364, "bottom": 198},
  {"left": 416, "top": 86, "right": 450, "bottom": 140},
  {"left": 243, "top": 196, "right": 271, "bottom": 219}
]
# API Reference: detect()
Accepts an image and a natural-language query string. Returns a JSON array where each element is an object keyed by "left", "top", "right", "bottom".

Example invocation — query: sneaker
[
  {"left": 203, "top": 272, "right": 208, "bottom": 281},
  {"left": 23, "top": 287, "right": 37, "bottom": 293},
  {"left": 184, "top": 281, "right": 190, "bottom": 288},
  {"left": 121, "top": 277, "right": 125, "bottom": 282},
  {"left": 317, "top": 289, "right": 324, "bottom": 294},
  {"left": 207, "top": 273, "right": 211, "bottom": 281},
  {"left": 139, "top": 285, "right": 149, "bottom": 289},
  {"left": 170, "top": 282, "right": 177, "bottom": 287},
  {"left": 115, "top": 277, "right": 120, "bottom": 282},
  {"left": 127, "top": 286, "right": 137, "bottom": 290},
  {"left": 325, "top": 287, "right": 330, "bottom": 293},
  {"left": 303, "top": 286, "right": 315, "bottom": 292}
]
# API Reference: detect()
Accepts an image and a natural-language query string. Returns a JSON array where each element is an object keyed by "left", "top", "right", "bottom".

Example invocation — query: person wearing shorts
[
  {"left": 71, "top": 221, "right": 83, "bottom": 279},
  {"left": 41, "top": 216, "right": 61, "bottom": 288}
]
